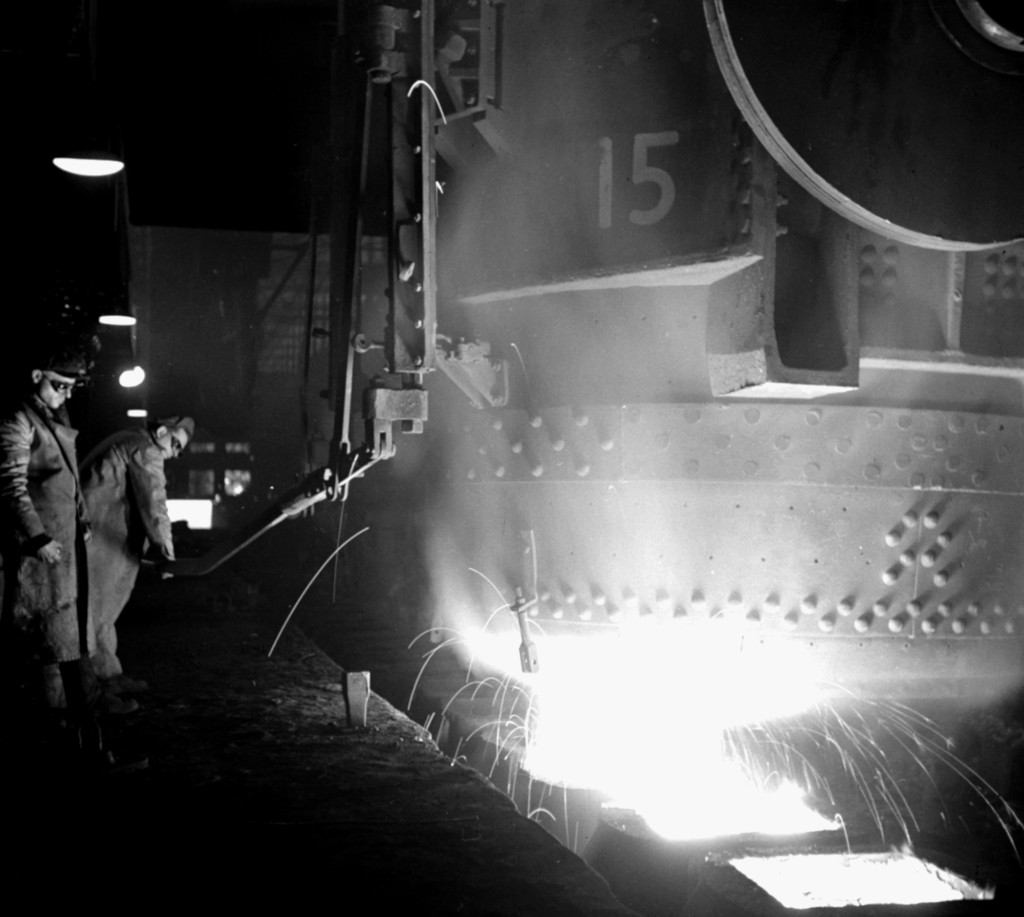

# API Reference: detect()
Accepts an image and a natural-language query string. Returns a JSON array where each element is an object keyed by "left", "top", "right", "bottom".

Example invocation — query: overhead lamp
[
  {"left": 53, "top": 152, "right": 125, "bottom": 177},
  {"left": 127, "top": 408, "right": 148, "bottom": 419},
  {"left": 98, "top": 302, "right": 137, "bottom": 327},
  {"left": 118, "top": 365, "right": 146, "bottom": 388}
]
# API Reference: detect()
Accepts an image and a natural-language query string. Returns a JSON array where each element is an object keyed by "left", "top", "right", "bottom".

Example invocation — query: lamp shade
[
  {"left": 98, "top": 299, "right": 137, "bottom": 326},
  {"left": 53, "top": 152, "right": 125, "bottom": 177}
]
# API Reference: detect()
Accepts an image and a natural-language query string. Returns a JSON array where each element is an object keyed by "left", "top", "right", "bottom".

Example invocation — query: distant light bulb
[
  {"left": 53, "top": 156, "right": 125, "bottom": 177},
  {"left": 126, "top": 408, "right": 148, "bottom": 418},
  {"left": 99, "top": 313, "right": 137, "bottom": 327},
  {"left": 119, "top": 366, "right": 146, "bottom": 388}
]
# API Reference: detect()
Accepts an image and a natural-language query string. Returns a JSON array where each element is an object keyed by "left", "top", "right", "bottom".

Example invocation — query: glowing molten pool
[
  {"left": 467, "top": 617, "right": 840, "bottom": 840},
  {"left": 729, "top": 850, "right": 994, "bottom": 909}
]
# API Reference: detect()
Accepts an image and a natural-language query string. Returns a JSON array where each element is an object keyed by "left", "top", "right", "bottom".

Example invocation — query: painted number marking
[{"left": 598, "top": 131, "right": 680, "bottom": 228}]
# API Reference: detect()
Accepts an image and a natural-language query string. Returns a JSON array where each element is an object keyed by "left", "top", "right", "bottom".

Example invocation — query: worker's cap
[
  {"left": 43, "top": 351, "right": 90, "bottom": 380},
  {"left": 156, "top": 415, "right": 196, "bottom": 439}
]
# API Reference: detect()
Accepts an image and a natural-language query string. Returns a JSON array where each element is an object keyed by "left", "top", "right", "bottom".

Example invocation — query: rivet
[
  {"left": 906, "top": 600, "right": 922, "bottom": 617},
  {"left": 530, "top": 603, "right": 541, "bottom": 618},
  {"left": 902, "top": 511, "right": 918, "bottom": 527},
  {"left": 674, "top": 604, "right": 687, "bottom": 618},
  {"left": 640, "top": 605, "right": 654, "bottom": 617},
  {"left": 899, "top": 550, "right": 915, "bottom": 566},
  {"left": 884, "top": 528, "right": 902, "bottom": 547},
  {"left": 575, "top": 461, "right": 590, "bottom": 478},
  {"left": 854, "top": 614, "right": 872, "bottom": 633},
  {"left": 838, "top": 598, "right": 854, "bottom": 616},
  {"left": 599, "top": 437, "right": 615, "bottom": 451},
  {"left": 872, "top": 601, "right": 888, "bottom": 616},
  {"left": 937, "top": 602, "right": 952, "bottom": 617},
  {"left": 967, "top": 602, "right": 980, "bottom": 616},
  {"left": 818, "top": 614, "right": 836, "bottom": 633},
  {"left": 573, "top": 410, "right": 589, "bottom": 427},
  {"left": 923, "top": 511, "right": 940, "bottom": 529},
  {"left": 510, "top": 440, "right": 523, "bottom": 454},
  {"left": 801, "top": 596, "right": 817, "bottom": 614},
  {"left": 933, "top": 570, "right": 949, "bottom": 587},
  {"left": 728, "top": 591, "right": 743, "bottom": 607},
  {"left": 491, "top": 418, "right": 503, "bottom": 431},
  {"left": 656, "top": 590, "right": 673, "bottom": 614},
  {"left": 591, "top": 587, "right": 606, "bottom": 607},
  {"left": 622, "top": 589, "right": 638, "bottom": 611},
  {"left": 550, "top": 437, "right": 565, "bottom": 452},
  {"left": 551, "top": 606, "right": 564, "bottom": 620},
  {"left": 466, "top": 469, "right": 477, "bottom": 480},
  {"left": 921, "top": 549, "right": 938, "bottom": 568},
  {"left": 980, "top": 620, "right": 992, "bottom": 635},
  {"left": 538, "top": 587, "right": 551, "bottom": 603},
  {"left": 563, "top": 587, "right": 577, "bottom": 606},
  {"left": 936, "top": 531, "right": 953, "bottom": 547},
  {"left": 882, "top": 567, "right": 901, "bottom": 585},
  {"left": 888, "top": 615, "right": 906, "bottom": 633},
  {"left": 1006, "top": 620, "right": 1016, "bottom": 635},
  {"left": 606, "top": 605, "right": 622, "bottom": 623},
  {"left": 691, "top": 590, "right": 706, "bottom": 610},
  {"left": 577, "top": 607, "right": 592, "bottom": 621},
  {"left": 921, "top": 617, "right": 937, "bottom": 635},
  {"left": 993, "top": 603, "right": 1005, "bottom": 616},
  {"left": 493, "top": 465, "right": 506, "bottom": 478},
  {"left": 530, "top": 414, "right": 543, "bottom": 429},
  {"left": 746, "top": 607, "right": 761, "bottom": 622},
  {"left": 530, "top": 462, "right": 544, "bottom": 477},
  {"left": 782, "top": 610, "right": 800, "bottom": 629},
  {"left": 951, "top": 618, "right": 967, "bottom": 634}
]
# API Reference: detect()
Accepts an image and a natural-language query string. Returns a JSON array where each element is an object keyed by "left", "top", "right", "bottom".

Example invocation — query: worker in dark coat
[
  {"left": 0, "top": 346, "right": 99, "bottom": 759},
  {"left": 82, "top": 415, "right": 194, "bottom": 691}
]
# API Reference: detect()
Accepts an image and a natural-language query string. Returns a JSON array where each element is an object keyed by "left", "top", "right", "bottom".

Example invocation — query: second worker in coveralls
[{"left": 81, "top": 415, "right": 194, "bottom": 694}]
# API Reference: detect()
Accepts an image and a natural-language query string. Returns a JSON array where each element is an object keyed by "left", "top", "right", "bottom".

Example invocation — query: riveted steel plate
[{"left": 430, "top": 402, "right": 1024, "bottom": 698}]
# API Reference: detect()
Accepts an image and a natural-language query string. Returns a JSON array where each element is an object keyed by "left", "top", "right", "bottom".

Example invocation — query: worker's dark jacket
[
  {"left": 0, "top": 396, "right": 91, "bottom": 664},
  {"left": 80, "top": 427, "right": 173, "bottom": 677}
]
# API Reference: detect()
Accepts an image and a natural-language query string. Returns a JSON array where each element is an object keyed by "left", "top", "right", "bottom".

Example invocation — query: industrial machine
[
  {"left": 9, "top": 0, "right": 1022, "bottom": 903},
  {"left": 155, "top": 0, "right": 1024, "bottom": 706}
]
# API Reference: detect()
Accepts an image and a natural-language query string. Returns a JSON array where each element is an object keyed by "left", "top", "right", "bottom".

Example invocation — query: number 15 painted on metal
[{"left": 598, "top": 131, "right": 681, "bottom": 229}]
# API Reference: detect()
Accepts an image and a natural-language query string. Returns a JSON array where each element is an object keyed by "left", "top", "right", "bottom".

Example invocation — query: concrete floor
[{"left": 3, "top": 568, "right": 639, "bottom": 915}]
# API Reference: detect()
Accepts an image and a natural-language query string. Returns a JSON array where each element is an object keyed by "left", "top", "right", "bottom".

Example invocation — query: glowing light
[
  {"left": 126, "top": 409, "right": 148, "bottom": 418},
  {"left": 466, "top": 619, "right": 837, "bottom": 839},
  {"left": 53, "top": 155, "right": 124, "bottom": 177},
  {"left": 167, "top": 499, "right": 212, "bottom": 530},
  {"left": 118, "top": 366, "right": 145, "bottom": 387},
  {"left": 100, "top": 313, "right": 137, "bottom": 327},
  {"left": 729, "top": 850, "right": 993, "bottom": 909}
]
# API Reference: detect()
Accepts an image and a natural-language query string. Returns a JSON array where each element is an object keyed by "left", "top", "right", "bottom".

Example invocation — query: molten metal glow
[
  {"left": 468, "top": 618, "right": 838, "bottom": 840},
  {"left": 729, "top": 850, "right": 993, "bottom": 909}
]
